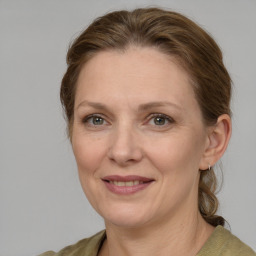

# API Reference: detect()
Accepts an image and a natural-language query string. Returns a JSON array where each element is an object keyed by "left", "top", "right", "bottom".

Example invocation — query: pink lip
[
  {"left": 102, "top": 175, "right": 154, "bottom": 195},
  {"left": 103, "top": 175, "right": 153, "bottom": 182}
]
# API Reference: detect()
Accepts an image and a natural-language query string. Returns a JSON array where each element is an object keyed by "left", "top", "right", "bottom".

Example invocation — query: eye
[
  {"left": 83, "top": 114, "right": 107, "bottom": 126},
  {"left": 153, "top": 116, "right": 167, "bottom": 125},
  {"left": 148, "top": 114, "right": 174, "bottom": 126},
  {"left": 91, "top": 116, "right": 104, "bottom": 125}
]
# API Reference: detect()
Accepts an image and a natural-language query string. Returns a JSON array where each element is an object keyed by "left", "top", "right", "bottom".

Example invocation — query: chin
[
  {"left": 105, "top": 216, "right": 150, "bottom": 229},
  {"left": 97, "top": 204, "right": 154, "bottom": 228}
]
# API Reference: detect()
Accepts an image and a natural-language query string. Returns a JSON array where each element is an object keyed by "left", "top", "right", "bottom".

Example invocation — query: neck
[{"left": 99, "top": 211, "right": 214, "bottom": 256}]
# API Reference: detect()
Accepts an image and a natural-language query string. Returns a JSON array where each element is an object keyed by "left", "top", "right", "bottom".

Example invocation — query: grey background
[{"left": 0, "top": 0, "right": 255, "bottom": 255}]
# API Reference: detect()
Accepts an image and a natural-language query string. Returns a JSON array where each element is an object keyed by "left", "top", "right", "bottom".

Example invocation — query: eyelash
[
  {"left": 147, "top": 113, "right": 174, "bottom": 127},
  {"left": 82, "top": 114, "right": 107, "bottom": 126},
  {"left": 81, "top": 113, "right": 174, "bottom": 128}
]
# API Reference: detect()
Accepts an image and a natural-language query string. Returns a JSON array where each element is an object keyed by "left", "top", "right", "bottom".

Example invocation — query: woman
[{"left": 40, "top": 7, "right": 255, "bottom": 256}]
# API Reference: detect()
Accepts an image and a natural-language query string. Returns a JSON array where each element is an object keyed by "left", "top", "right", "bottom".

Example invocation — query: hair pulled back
[{"left": 60, "top": 8, "right": 231, "bottom": 227}]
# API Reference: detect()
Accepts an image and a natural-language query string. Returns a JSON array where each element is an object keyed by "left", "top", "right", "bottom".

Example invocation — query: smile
[
  {"left": 102, "top": 175, "right": 154, "bottom": 195},
  {"left": 109, "top": 180, "right": 144, "bottom": 186}
]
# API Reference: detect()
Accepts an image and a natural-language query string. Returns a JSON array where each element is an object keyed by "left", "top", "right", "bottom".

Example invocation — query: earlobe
[{"left": 200, "top": 114, "right": 232, "bottom": 170}]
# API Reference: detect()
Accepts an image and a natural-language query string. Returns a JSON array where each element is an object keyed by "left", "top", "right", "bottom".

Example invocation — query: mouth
[
  {"left": 108, "top": 180, "right": 146, "bottom": 186},
  {"left": 102, "top": 175, "right": 154, "bottom": 195}
]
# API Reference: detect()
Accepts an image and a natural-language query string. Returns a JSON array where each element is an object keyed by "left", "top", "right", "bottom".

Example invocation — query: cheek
[
  {"left": 72, "top": 133, "right": 108, "bottom": 210},
  {"left": 72, "top": 133, "right": 107, "bottom": 177},
  {"left": 147, "top": 134, "right": 204, "bottom": 205},
  {"left": 146, "top": 133, "right": 205, "bottom": 176}
]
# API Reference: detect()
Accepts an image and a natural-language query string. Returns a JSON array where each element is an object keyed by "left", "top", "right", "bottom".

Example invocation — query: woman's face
[{"left": 72, "top": 47, "right": 210, "bottom": 228}]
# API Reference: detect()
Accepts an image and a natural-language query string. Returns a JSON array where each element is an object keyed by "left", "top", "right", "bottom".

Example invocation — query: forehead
[{"left": 75, "top": 47, "right": 197, "bottom": 110}]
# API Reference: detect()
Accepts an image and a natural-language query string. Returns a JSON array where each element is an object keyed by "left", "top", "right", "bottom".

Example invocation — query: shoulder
[
  {"left": 38, "top": 230, "right": 106, "bottom": 256},
  {"left": 197, "top": 225, "right": 256, "bottom": 256}
]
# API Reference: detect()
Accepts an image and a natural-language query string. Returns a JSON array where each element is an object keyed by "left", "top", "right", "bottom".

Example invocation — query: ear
[{"left": 199, "top": 114, "right": 232, "bottom": 170}]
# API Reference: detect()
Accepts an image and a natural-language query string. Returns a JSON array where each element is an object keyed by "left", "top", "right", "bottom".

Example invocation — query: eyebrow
[
  {"left": 138, "top": 101, "right": 181, "bottom": 111},
  {"left": 76, "top": 100, "right": 181, "bottom": 111},
  {"left": 76, "top": 100, "right": 108, "bottom": 110}
]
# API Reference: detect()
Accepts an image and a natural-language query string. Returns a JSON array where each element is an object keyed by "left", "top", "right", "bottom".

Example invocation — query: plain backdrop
[{"left": 0, "top": 0, "right": 255, "bottom": 255}]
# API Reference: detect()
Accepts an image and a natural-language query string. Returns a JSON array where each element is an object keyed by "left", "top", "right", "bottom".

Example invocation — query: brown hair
[{"left": 60, "top": 8, "right": 231, "bottom": 227}]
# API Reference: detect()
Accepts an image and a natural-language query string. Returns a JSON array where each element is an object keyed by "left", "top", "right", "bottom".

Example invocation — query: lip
[{"left": 102, "top": 175, "right": 155, "bottom": 195}]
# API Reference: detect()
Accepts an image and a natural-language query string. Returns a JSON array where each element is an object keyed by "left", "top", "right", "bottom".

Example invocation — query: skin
[{"left": 72, "top": 47, "right": 231, "bottom": 256}]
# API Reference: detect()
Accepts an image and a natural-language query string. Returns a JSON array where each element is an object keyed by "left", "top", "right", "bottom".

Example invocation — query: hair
[{"left": 60, "top": 7, "right": 231, "bottom": 227}]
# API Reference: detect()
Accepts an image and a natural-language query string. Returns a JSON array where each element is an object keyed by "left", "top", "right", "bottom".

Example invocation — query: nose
[{"left": 107, "top": 125, "right": 143, "bottom": 166}]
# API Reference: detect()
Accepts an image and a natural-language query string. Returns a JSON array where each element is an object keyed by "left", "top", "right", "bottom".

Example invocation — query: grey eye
[
  {"left": 92, "top": 116, "right": 104, "bottom": 125},
  {"left": 153, "top": 116, "right": 167, "bottom": 125}
]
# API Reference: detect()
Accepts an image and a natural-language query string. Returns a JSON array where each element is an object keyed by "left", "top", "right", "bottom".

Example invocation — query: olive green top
[{"left": 39, "top": 226, "right": 255, "bottom": 256}]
